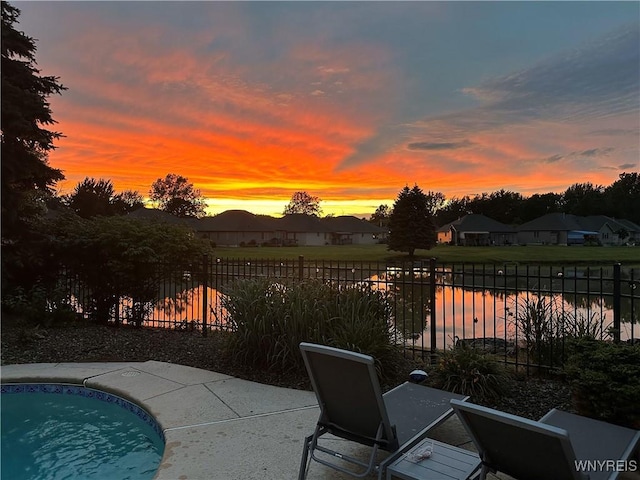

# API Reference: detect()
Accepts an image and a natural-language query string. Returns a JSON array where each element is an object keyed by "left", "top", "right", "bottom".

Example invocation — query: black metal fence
[{"left": 62, "top": 256, "right": 638, "bottom": 370}]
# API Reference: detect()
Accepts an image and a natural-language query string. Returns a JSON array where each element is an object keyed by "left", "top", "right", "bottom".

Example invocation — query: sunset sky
[{"left": 16, "top": 1, "right": 640, "bottom": 217}]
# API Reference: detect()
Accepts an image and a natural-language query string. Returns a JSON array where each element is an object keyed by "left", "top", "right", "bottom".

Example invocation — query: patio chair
[
  {"left": 298, "top": 342, "right": 468, "bottom": 480},
  {"left": 451, "top": 399, "right": 640, "bottom": 480}
]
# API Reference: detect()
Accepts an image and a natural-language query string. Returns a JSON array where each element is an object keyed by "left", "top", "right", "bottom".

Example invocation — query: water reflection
[{"left": 79, "top": 266, "right": 636, "bottom": 349}]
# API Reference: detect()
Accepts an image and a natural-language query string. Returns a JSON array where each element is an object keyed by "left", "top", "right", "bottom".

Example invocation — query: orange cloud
[{"left": 31, "top": 2, "right": 636, "bottom": 216}]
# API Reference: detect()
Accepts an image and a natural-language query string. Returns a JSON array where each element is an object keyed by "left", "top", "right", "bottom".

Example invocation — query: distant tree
[
  {"left": 64, "top": 177, "right": 144, "bottom": 217},
  {"left": 424, "top": 191, "right": 446, "bottom": 216},
  {"left": 604, "top": 172, "right": 640, "bottom": 224},
  {"left": 113, "top": 189, "right": 144, "bottom": 214},
  {"left": 468, "top": 190, "right": 524, "bottom": 224},
  {"left": 65, "top": 177, "right": 115, "bottom": 218},
  {"left": 283, "top": 191, "right": 322, "bottom": 216},
  {"left": 434, "top": 196, "right": 472, "bottom": 226},
  {"left": 561, "top": 182, "right": 605, "bottom": 216},
  {"left": 520, "top": 193, "right": 562, "bottom": 223},
  {"left": 387, "top": 185, "right": 437, "bottom": 257},
  {"left": 370, "top": 204, "right": 391, "bottom": 228},
  {"left": 150, "top": 173, "right": 206, "bottom": 218},
  {"left": 616, "top": 228, "right": 630, "bottom": 242},
  {"left": 2, "top": 1, "right": 66, "bottom": 291}
]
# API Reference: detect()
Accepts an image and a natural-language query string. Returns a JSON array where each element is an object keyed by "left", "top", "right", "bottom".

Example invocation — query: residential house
[
  {"left": 195, "top": 210, "right": 277, "bottom": 246},
  {"left": 617, "top": 219, "right": 640, "bottom": 245},
  {"left": 321, "top": 216, "right": 387, "bottom": 245},
  {"left": 579, "top": 215, "right": 631, "bottom": 245},
  {"left": 437, "top": 214, "right": 516, "bottom": 246},
  {"left": 275, "top": 214, "right": 332, "bottom": 246},
  {"left": 580, "top": 216, "right": 640, "bottom": 246},
  {"left": 517, "top": 213, "right": 599, "bottom": 245}
]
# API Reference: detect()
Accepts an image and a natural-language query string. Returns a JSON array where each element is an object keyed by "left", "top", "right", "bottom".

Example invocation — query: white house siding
[
  {"left": 299, "top": 232, "right": 329, "bottom": 246},
  {"left": 352, "top": 233, "right": 378, "bottom": 245}
]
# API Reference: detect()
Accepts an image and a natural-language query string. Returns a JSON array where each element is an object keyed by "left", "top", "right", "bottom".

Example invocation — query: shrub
[
  {"left": 565, "top": 337, "right": 640, "bottom": 428},
  {"left": 221, "top": 278, "right": 402, "bottom": 381},
  {"left": 1, "top": 282, "right": 76, "bottom": 326},
  {"left": 430, "top": 344, "right": 509, "bottom": 402},
  {"left": 47, "top": 214, "right": 213, "bottom": 324}
]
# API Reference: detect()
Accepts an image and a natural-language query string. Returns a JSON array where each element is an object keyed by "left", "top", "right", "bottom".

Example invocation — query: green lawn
[{"left": 213, "top": 244, "right": 640, "bottom": 265}]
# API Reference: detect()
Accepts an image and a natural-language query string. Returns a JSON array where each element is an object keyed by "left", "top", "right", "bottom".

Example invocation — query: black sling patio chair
[
  {"left": 451, "top": 399, "right": 640, "bottom": 480},
  {"left": 298, "top": 342, "right": 468, "bottom": 480}
]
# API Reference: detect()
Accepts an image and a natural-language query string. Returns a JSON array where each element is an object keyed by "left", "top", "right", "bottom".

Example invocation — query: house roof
[
  {"left": 617, "top": 218, "right": 640, "bottom": 233},
  {"left": 517, "top": 213, "right": 585, "bottom": 232},
  {"left": 579, "top": 215, "right": 628, "bottom": 233},
  {"left": 276, "top": 214, "right": 332, "bottom": 232},
  {"left": 321, "top": 216, "right": 386, "bottom": 234},
  {"left": 517, "top": 213, "right": 639, "bottom": 234},
  {"left": 437, "top": 214, "right": 514, "bottom": 233},
  {"left": 197, "top": 210, "right": 276, "bottom": 232}
]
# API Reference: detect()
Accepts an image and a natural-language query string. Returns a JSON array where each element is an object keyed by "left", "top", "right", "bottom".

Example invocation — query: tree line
[
  {"left": 53, "top": 173, "right": 207, "bottom": 219},
  {"left": 370, "top": 174, "right": 640, "bottom": 229}
]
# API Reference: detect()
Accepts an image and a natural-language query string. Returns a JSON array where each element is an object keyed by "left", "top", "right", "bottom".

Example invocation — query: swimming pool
[{"left": 1, "top": 383, "right": 165, "bottom": 480}]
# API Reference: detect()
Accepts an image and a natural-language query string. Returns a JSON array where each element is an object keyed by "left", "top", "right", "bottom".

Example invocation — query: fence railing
[{"left": 62, "top": 256, "right": 638, "bottom": 370}]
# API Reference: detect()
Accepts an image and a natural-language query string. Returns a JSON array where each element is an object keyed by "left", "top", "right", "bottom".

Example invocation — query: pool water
[{"left": 1, "top": 384, "right": 165, "bottom": 480}]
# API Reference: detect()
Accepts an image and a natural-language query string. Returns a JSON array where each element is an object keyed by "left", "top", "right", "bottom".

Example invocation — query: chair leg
[
  {"left": 298, "top": 434, "right": 313, "bottom": 480},
  {"left": 478, "top": 464, "right": 490, "bottom": 480}
]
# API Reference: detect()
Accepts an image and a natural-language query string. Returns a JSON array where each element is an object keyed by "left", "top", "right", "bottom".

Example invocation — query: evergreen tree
[
  {"left": 387, "top": 185, "right": 436, "bottom": 257},
  {"left": 1, "top": 1, "right": 66, "bottom": 288},
  {"left": 2, "top": 1, "right": 66, "bottom": 235}
]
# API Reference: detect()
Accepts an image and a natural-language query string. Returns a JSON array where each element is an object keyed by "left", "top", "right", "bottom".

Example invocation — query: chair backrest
[
  {"left": 299, "top": 342, "right": 396, "bottom": 448},
  {"left": 450, "top": 399, "right": 585, "bottom": 480}
]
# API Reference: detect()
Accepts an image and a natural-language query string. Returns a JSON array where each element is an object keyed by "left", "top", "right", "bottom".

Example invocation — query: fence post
[
  {"left": 613, "top": 263, "right": 621, "bottom": 343},
  {"left": 429, "top": 257, "right": 437, "bottom": 364},
  {"left": 298, "top": 255, "right": 304, "bottom": 281},
  {"left": 202, "top": 255, "right": 208, "bottom": 337}
]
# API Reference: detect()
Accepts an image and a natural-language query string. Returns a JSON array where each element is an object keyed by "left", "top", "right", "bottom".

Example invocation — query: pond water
[
  {"left": 108, "top": 284, "right": 633, "bottom": 349},
  {"left": 70, "top": 265, "right": 636, "bottom": 348}
]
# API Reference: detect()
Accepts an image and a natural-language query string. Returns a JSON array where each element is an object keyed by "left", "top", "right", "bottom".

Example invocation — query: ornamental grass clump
[
  {"left": 222, "top": 278, "right": 402, "bottom": 381},
  {"left": 431, "top": 344, "right": 509, "bottom": 402}
]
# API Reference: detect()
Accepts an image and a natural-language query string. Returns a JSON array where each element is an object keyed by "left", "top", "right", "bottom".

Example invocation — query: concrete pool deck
[{"left": 0, "top": 361, "right": 490, "bottom": 479}]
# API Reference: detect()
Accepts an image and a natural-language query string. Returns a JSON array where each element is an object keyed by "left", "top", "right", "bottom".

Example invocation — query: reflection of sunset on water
[{"left": 105, "top": 274, "right": 629, "bottom": 351}]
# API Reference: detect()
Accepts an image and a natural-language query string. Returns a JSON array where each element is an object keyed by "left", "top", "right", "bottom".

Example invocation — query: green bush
[
  {"left": 1, "top": 283, "right": 76, "bottom": 326},
  {"left": 431, "top": 344, "right": 509, "bottom": 402},
  {"left": 565, "top": 337, "right": 640, "bottom": 428},
  {"left": 221, "top": 278, "right": 402, "bottom": 381}
]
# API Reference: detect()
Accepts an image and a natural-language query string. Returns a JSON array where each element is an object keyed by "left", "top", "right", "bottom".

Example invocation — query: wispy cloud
[
  {"left": 407, "top": 140, "right": 473, "bottom": 151},
  {"left": 541, "top": 147, "right": 615, "bottom": 164},
  {"left": 461, "top": 24, "right": 639, "bottom": 123}
]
